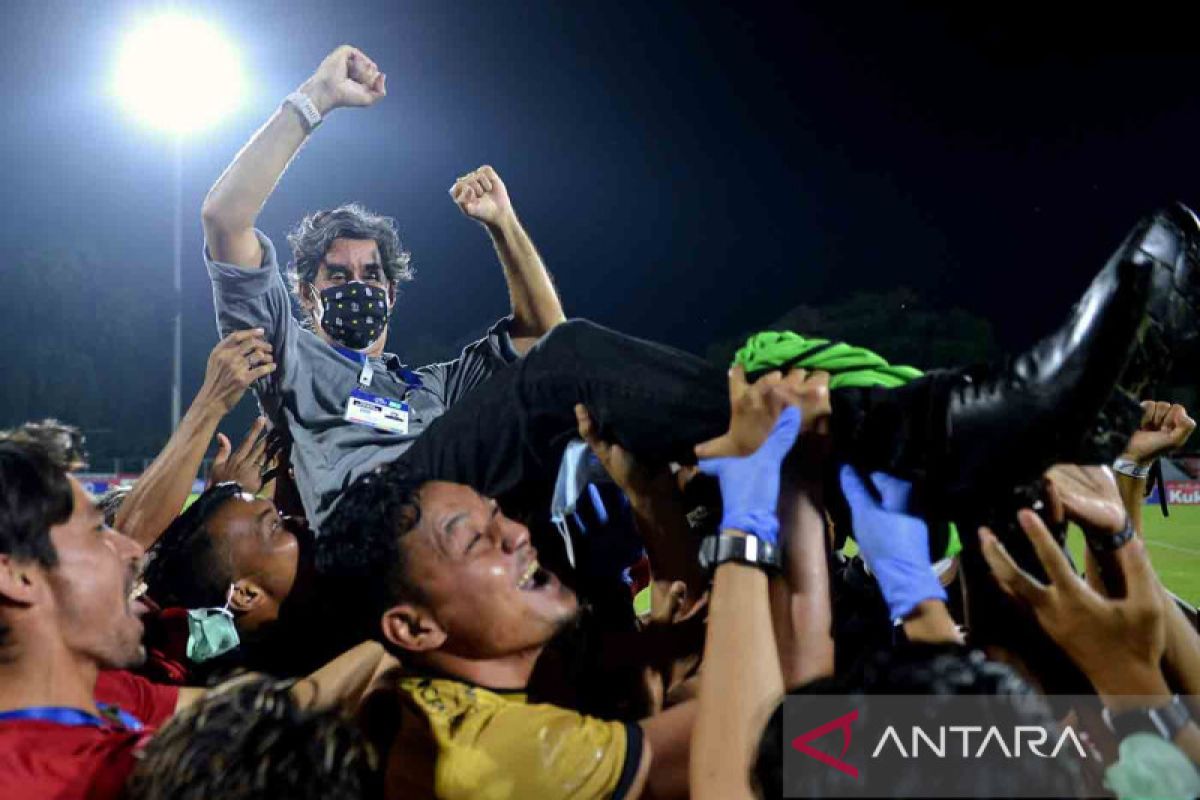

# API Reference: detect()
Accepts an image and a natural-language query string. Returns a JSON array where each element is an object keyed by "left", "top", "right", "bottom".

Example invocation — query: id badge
[{"left": 344, "top": 388, "right": 410, "bottom": 435}]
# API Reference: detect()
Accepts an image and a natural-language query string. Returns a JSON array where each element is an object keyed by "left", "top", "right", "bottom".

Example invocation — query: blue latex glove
[
  {"left": 838, "top": 464, "right": 946, "bottom": 621},
  {"left": 699, "top": 406, "right": 802, "bottom": 545}
]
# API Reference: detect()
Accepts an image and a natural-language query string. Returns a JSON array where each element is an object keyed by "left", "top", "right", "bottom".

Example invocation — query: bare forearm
[
  {"left": 771, "top": 480, "right": 834, "bottom": 687},
  {"left": 1115, "top": 473, "right": 1146, "bottom": 536},
  {"left": 902, "top": 600, "right": 962, "bottom": 644},
  {"left": 486, "top": 213, "right": 564, "bottom": 347},
  {"left": 692, "top": 555, "right": 783, "bottom": 800},
  {"left": 1162, "top": 588, "right": 1200, "bottom": 701},
  {"left": 115, "top": 395, "right": 225, "bottom": 549},
  {"left": 201, "top": 91, "right": 317, "bottom": 267},
  {"left": 291, "top": 641, "right": 389, "bottom": 712}
]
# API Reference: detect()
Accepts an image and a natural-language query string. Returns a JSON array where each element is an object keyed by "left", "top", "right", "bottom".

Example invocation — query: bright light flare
[{"left": 113, "top": 14, "right": 243, "bottom": 134}]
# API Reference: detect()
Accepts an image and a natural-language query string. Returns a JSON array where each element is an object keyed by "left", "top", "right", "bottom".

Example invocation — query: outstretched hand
[
  {"left": 697, "top": 369, "right": 803, "bottom": 544},
  {"left": 199, "top": 329, "right": 276, "bottom": 414},
  {"left": 980, "top": 511, "right": 1168, "bottom": 703},
  {"left": 839, "top": 466, "right": 946, "bottom": 620},
  {"left": 209, "top": 417, "right": 272, "bottom": 494},
  {"left": 694, "top": 366, "right": 829, "bottom": 460},
  {"left": 301, "top": 45, "right": 387, "bottom": 115},
  {"left": 1043, "top": 464, "right": 1126, "bottom": 539}
]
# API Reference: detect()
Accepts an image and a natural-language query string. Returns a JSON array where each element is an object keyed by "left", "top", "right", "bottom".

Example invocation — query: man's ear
[
  {"left": 381, "top": 603, "right": 446, "bottom": 653},
  {"left": 386, "top": 281, "right": 398, "bottom": 309},
  {"left": 0, "top": 554, "right": 41, "bottom": 607},
  {"left": 229, "top": 579, "right": 269, "bottom": 614}
]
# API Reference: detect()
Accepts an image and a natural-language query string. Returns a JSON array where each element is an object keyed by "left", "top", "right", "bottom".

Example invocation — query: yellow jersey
[{"left": 372, "top": 674, "right": 642, "bottom": 800}]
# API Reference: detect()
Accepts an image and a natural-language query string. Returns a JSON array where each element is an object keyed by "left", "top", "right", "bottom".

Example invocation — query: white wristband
[
  {"left": 284, "top": 91, "right": 322, "bottom": 133},
  {"left": 1113, "top": 458, "right": 1153, "bottom": 479}
]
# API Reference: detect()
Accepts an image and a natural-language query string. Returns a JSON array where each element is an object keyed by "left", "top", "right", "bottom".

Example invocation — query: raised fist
[
  {"left": 450, "top": 165, "right": 513, "bottom": 227},
  {"left": 300, "top": 45, "right": 386, "bottom": 115},
  {"left": 1122, "top": 400, "right": 1196, "bottom": 466}
]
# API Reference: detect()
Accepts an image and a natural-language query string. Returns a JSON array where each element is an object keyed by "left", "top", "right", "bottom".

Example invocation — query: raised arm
[
  {"left": 574, "top": 404, "right": 707, "bottom": 605},
  {"left": 1114, "top": 400, "right": 1195, "bottom": 535},
  {"left": 201, "top": 46, "right": 386, "bottom": 268},
  {"left": 691, "top": 371, "right": 801, "bottom": 800},
  {"left": 174, "top": 640, "right": 391, "bottom": 715},
  {"left": 1048, "top": 464, "right": 1200, "bottom": 705},
  {"left": 116, "top": 330, "right": 274, "bottom": 549},
  {"left": 451, "top": 166, "right": 565, "bottom": 353}
]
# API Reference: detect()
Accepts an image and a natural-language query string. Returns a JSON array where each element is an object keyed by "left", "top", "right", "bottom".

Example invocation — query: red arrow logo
[{"left": 791, "top": 709, "right": 860, "bottom": 778}]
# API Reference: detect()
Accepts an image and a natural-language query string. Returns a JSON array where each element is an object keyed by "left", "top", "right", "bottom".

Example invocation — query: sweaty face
[
  {"left": 206, "top": 494, "right": 302, "bottom": 621},
  {"left": 305, "top": 237, "right": 394, "bottom": 342},
  {"left": 46, "top": 477, "right": 149, "bottom": 670},
  {"left": 400, "top": 482, "right": 578, "bottom": 659}
]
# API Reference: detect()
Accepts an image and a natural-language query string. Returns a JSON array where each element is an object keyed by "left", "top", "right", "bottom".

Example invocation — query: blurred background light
[{"left": 113, "top": 14, "right": 243, "bottom": 134}]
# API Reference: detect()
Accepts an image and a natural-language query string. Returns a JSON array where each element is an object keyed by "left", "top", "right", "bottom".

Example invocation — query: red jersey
[{"left": 0, "top": 670, "right": 179, "bottom": 800}]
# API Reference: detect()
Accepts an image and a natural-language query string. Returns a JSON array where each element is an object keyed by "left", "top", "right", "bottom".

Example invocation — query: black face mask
[{"left": 316, "top": 282, "right": 389, "bottom": 350}]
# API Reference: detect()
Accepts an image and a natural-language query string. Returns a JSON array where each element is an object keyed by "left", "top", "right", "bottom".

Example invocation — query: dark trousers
[{"left": 396, "top": 319, "right": 958, "bottom": 509}]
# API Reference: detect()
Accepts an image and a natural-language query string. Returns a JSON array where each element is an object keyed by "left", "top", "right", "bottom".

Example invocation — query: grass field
[
  {"left": 1068, "top": 503, "right": 1200, "bottom": 604},
  {"left": 821, "top": 503, "right": 1200, "bottom": 608}
]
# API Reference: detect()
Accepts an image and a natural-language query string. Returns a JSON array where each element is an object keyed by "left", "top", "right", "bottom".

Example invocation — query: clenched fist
[
  {"left": 1122, "top": 400, "right": 1196, "bottom": 466},
  {"left": 450, "top": 165, "right": 513, "bottom": 227},
  {"left": 299, "top": 45, "right": 386, "bottom": 116}
]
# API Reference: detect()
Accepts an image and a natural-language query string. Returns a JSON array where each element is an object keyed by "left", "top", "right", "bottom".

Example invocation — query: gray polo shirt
[{"left": 206, "top": 230, "right": 518, "bottom": 532}]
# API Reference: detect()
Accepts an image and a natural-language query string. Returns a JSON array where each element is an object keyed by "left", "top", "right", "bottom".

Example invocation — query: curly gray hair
[{"left": 285, "top": 203, "right": 414, "bottom": 298}]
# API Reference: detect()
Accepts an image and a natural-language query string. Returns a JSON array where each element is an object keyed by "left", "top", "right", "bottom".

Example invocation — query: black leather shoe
[
  {"left": 935, "top": 208, "right": 1176, "bottom": 507},
  {"left": 1118, "top": 202, "right": 1200, "bottom": 397}
]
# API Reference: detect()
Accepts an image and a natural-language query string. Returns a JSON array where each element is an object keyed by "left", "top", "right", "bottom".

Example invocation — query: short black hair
[
  {"left": 126, "top": 674, "right": 378, "bottom": 800},
  {"left": 0, "top": 439, "right": 74, "bottom": 647},
  {"left": 0, "top": 439, "right": 72, "bottom": 569},
  {"left": 142, "top": 483, "right": 242, "bottom": 609},
  {"left": 316, "top": 463, "right": 429, "bottom": 639}
]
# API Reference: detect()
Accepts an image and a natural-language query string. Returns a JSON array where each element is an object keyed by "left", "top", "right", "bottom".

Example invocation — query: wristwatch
[
  {"left": 699, "top": 533, "right": 781, "bottom": 574},
  {"left": 284, "top": 91, "right": 323, "bottom": 133},
  {"left": 1103, "top": 695, "right": 1193, "bottom": 742}
]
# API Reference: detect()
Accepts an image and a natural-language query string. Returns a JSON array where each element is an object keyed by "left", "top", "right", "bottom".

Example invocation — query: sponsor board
[{"left": 1147, "top": 480, "right": 1200, "bottom": 506}]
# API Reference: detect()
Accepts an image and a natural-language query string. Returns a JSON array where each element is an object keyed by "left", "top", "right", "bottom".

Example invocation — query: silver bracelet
[
  {"left": 1084, "top": 516, "right": 1137, "bottom": 554},
  {"left": 1112, "top": 457, "right": 1152, "bottom": 479}
]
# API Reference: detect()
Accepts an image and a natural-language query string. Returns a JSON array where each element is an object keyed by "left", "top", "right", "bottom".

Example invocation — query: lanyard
[
  {"left": 333, "top": 344, "right": 374, "bottom": 388},
  {"left": 0, "top": 705, "right": 144, "bottom": 732},
  {"left": 331, "top": 345, "right": 423, "bottom": 391}
]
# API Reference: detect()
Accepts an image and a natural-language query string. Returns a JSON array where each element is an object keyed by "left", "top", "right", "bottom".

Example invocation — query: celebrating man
[{"left": 201, "top": 45, "right": 564, "bottom": 530}]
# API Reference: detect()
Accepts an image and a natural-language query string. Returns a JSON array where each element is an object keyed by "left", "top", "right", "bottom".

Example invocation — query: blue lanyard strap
[
  {"left": 0, "top": 705, "right": 144, "bottom": 731},
  {"left": 331, "top": 345, "right": 423, "bottom": 390},
  {"left": 331, "top": 344, "right": 368, "bottom": 365}
]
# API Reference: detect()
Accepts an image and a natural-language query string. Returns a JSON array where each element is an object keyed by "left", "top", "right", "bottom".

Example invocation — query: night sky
[{"left": 5, "top": 1, "right": 1200, "bottom": 449}]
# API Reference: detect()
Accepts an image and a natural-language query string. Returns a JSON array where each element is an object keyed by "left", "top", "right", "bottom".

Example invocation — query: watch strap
[
  {"left": 1103, "top": 695, "right": 1192, "bottom": 742},
  {"left": 284, "top": 91, "right": 323, "bottom": 133},
  {"left": 1112, "top": 458, "right": 1153, "bottom": 479},
  {"left": 1084, "top": 517, "right": 1137, "bottom": 555},
  {"left": 700, "top": 534, "right": 781, "bottom": 573}
]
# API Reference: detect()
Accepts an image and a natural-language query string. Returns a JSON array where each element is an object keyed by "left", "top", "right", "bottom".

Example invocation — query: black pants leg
[{"left": 396, "top": 319, "right": 956, "bottom": 504}]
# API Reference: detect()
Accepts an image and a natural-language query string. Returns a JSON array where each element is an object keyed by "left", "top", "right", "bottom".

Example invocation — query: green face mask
[{"left": 185, "top": 586, "right": 241, "bottom": 663}]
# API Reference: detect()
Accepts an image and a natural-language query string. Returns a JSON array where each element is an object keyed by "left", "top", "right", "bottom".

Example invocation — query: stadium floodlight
[
  {"left": 113, "top": 13, "right": 244, "bottom": 433},
  {"left": 113, "top": 14, "right": 243, "bottom": 134}
]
